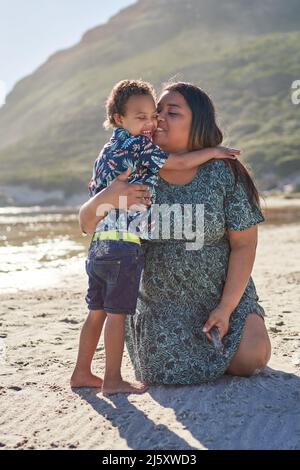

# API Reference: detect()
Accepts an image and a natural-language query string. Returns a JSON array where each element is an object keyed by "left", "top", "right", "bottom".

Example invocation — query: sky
[{"left": 0, "top": 0, "right": 136, "bottom": 106}]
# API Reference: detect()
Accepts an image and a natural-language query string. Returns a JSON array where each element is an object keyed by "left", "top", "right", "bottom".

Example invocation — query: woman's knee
[
  {"left": 227, "top": 351, "right": 267, "bottom": 377},
  {"left": 264, "top": 333, "right": 272, "bottom": 364},
  {"left": 227, "top": 314, "right": 271, "bottom": 377}
]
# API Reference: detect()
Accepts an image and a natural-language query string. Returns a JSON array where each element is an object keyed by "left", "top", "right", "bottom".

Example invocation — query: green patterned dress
[{"left": 126, "top": 160, "right": 265, "bottom": 384}]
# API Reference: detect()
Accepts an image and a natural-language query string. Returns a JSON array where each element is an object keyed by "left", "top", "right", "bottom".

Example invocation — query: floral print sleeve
[
  {"left": 134, "top": 135, "right": 169, "bottom": 175},
  {"left": 88, "top": 158, "right": 101, "bottom": 197},
  {"left": 224, "top": 165, "right": 265, "bottom": 231}
]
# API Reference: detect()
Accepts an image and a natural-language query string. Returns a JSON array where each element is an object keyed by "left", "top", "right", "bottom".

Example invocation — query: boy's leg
[
  {"left": 102, "top": 313, "right": 148, "bottom": 395},
  {"left": 70, "top": 309, "right": 107, "bottom": 388}
]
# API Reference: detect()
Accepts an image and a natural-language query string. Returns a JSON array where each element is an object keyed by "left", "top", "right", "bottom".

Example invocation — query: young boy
[{"left": 70, "top": 79, "right": 239, "bottom": 395}]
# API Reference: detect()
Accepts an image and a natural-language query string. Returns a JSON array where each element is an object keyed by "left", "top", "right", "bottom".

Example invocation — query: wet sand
[{"left": 0, "top": 204, "right": 299, "bottom": 449}]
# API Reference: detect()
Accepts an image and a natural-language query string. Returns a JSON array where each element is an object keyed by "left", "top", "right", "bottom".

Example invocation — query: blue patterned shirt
[{"left": 89, "top": 128, "right": 169, "bottom": 238}]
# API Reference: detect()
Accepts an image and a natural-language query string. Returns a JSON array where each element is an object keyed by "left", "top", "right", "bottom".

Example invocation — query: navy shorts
[{"left": 85, "top": 239, "right": 145, "bottom": 315}]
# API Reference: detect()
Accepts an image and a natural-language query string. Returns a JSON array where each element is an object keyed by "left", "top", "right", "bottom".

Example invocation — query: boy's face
[{"left": 114, "top": 94, "right": 158, "bottom": 139}]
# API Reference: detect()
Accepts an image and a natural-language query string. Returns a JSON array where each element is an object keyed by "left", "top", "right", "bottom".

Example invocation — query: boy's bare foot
[
  {"left": 102, "top": 379, "right": 148, "bottom": 396},
  {"left": 70, "top": 371, "right": 103, "bottom": 388}
]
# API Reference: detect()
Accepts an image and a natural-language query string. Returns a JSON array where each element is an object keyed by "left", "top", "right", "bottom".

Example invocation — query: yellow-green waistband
[{"left": 92, "top": 230, "right": 141, "bottom": 245}]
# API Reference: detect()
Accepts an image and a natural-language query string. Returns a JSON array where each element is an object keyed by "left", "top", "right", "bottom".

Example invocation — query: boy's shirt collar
[{"left": 113, "top": 127, "right": 132, "bottom": 141}]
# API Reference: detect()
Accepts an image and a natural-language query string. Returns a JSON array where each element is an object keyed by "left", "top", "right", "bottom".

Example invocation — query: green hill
[{"left": 0, "top": 0, "right": 299, "bottom": 201}]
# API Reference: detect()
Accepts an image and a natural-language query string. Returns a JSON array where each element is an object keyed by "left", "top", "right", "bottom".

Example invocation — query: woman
[{"left": 79, "top": 82, "right": 271, "bottom": 384}]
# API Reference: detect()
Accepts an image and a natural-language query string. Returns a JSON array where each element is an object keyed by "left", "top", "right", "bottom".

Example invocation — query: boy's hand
[
  {"left": 202, "top": 306, "right": 231, "bottom": 341},
  {"left": 213, "top": 146, "right": 241, "bottom": 160}
]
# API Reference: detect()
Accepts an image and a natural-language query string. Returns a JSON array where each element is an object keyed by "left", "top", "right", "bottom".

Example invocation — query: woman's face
[{"left": 153, "top": 90, "right": 192, "bottom": 154}]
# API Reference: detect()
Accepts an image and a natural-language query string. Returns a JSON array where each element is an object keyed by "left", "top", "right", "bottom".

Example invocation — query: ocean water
[
  {"left": 0, "top": 202, "right": 299, "bottom": 293},
  {"left": 0, "top": 206, "right": 88, "bottom": 293}
]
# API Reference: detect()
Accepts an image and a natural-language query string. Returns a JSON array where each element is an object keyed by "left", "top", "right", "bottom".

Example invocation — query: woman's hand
[
  {"left": 202, "top": 306, "right": 231, "bottom": 341},
  {"left": 79, "top": 168, "right": 152, "bottom": 235},
  {"left": 108, "top": 168, "right": 152, "bottom": 210}
]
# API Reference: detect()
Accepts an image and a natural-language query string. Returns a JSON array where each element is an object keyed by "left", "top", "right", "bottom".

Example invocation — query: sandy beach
[{"left": 0, "top": 204, "right": 300, "bottom": 450}]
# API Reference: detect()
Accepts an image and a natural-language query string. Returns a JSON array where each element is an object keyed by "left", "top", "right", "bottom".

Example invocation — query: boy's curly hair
[{"left": 103, "top": 79, "right": 156, "bottom": 129}]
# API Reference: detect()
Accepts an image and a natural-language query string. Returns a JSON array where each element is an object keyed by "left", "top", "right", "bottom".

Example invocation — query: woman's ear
[{"left": 114, "top": 113, "right": 123, "bottom": 127}]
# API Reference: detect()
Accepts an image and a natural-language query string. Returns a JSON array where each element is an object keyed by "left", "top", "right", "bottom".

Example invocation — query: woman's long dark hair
[{"left": 163, "top": 82, "right": 261, "bottom": 207}]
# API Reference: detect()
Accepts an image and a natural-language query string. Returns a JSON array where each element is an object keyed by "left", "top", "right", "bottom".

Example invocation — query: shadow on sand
[{"left": 73, "top": 367, "right": 300, "bottom": 450}]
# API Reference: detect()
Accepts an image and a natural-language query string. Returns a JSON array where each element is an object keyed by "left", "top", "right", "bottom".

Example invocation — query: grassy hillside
[{"left": 0, "top": 0, "right": 299, "bottom": 198}]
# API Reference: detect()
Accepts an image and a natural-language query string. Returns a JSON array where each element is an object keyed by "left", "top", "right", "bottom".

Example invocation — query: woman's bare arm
[
  {"left": 79, "top": 169, "right": 151, "bottom": 235},
  {"left": 162, "top": 146, "right": 240, "bottom": 170},
  {"left": 203, "top": 225, "right": 258, "bottom": 339},
  {"left": 218, "top": 225, "right": 258, "bottom": 313}
]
